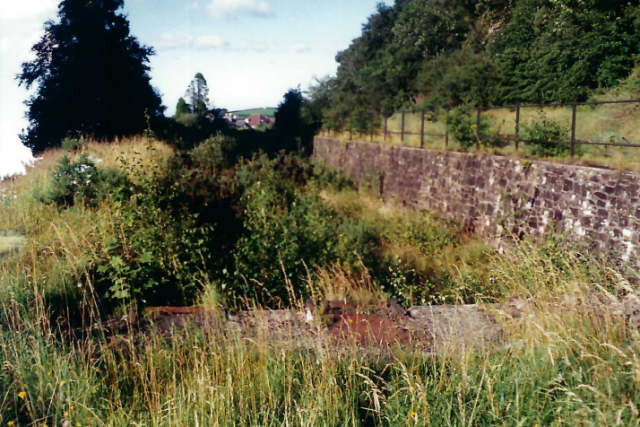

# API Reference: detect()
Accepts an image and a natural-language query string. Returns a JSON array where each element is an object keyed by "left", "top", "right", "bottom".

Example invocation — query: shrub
[
  {"left": 61, "top": 138, "right": 85, "bottom": 153},
  {"left": 446, "top": 108, "right": 502, "bottom": 150},
  {"left": 190, "top": 135, "right": 240, "bottom": 171},
  {"left": 523, "top": 113, "right": 570, "bottom": 157},
  {"left": 41, "top": 155, "right": 130, "bottom": 207},
  {"left": 93, "top": 155, "right": 211, "bottom": 306},
  {"left": 227, "top": 154, "right": 340, "bottom": 304}
]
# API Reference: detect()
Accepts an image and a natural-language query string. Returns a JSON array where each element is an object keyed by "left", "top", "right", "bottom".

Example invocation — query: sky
[{"left": 0, "top": 0, "right": 386, "bottom": 176}]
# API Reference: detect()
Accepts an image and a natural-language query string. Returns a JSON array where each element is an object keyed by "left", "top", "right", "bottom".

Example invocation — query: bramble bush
[{"left": 523, "top": 112, "right": 570, "bottom": 157}]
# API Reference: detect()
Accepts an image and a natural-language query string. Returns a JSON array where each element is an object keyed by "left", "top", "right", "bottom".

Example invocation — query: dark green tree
[
  {"left": 489, "top": 0, "right": 640, "bottom": 103},
  {"left": 18, "top": 0, "right": 165, "bottom": 153},
  {"left": 275, "top": 88, "right": 314, "bottom": 153},
  {"left": 174, "top": 97, "right": 191, "bottom": 119},
  {"left": 185, "top": 73, "right": 210, "bottom": 115}
]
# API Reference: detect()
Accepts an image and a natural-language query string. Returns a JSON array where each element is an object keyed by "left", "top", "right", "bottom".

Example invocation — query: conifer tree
[
  {"left": 18, "top": 0, "right": 165, "bottom": 153},
  {"left": 174, "top": 97, "right": 191, "bottom": 118},
  {"left": 185, "top": 73, "right": 210, "bottom": 115}
]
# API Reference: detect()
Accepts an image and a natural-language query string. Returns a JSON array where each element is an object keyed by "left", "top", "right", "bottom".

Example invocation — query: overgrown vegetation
[
  {"left": 1, "top": 137, "right": 639, "bottom": 425},
  {"left": 522, "top": 112, "right": 571, "bottom": 157},
  {"left": 446, "top": 108, "right": 502, "bottom": 150}
]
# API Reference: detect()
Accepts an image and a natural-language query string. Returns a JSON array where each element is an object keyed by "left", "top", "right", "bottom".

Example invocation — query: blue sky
[{"left": 0, "top": 0, "right": 386, "bottom": 175}]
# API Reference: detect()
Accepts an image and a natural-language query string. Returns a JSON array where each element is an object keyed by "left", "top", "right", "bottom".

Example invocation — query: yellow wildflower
[
  {"left": 348, "top": 318, "right": 353, "bottom": 323},
  {"left": 18, "top": 391, "right": 26, "bottom": 399},
  {"left": 60, "top": 381, "right": 66, "bottom": 387},
  {"left": 76, "top": 423, "right": 81, "bottom": 427},
  {"left": 410, "top": 411, "right": 416, "bottom": 417},
  {"left": 8, "top": 422, "right": 15, "bottom": 426},
  {"left": 64, "top": 412, "right": 69, "bottom": 416},
  {"left": 70, "top": 406, "right": 74, "bottom": 410}
]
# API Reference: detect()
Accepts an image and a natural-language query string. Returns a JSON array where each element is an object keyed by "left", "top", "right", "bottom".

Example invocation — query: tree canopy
[
  {"left": 18, "top": 0, "right": 165, "bottom": 153},
  {"left": 314, "top": 0, "right": 640, "bottom": 120}
]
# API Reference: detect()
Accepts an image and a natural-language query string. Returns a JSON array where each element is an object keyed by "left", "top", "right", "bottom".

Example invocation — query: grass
[
  {"left": 230, "top": 107, "right": 278, "bottom": 119},
  {"left": 324, "top": 102, "right": 640, "bottom": 172},
  {"left": 0, "top": 235, "right": 25, "bottom": 255},
  {"left": 1, "top": 138, "right": 640, "bottom": 426}
]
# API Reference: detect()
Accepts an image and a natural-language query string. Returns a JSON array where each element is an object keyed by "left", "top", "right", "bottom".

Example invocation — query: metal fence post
[
  {"left": 420, "top": 110, "right": 425, "bottom": 148},
  {"left": 445, "top": 107, "right": 450, "bottom": 148},
  {"left": 476, "top": 106, "right": 481, "bottom": 150},
  {"left": 401, "top": 111, "right": 405, "bottom": 143},
  {"left": 515, "top": 103, "right": 520, "bottom": 151},
  {"left": 384, "top": 115, "right": 388, "bottom": 142},
  {"left": 570, "top": 103, "right": 577, "bottom": 157},
  {"left": 370, "top": 112, "right": 374, "bottom": 142}
]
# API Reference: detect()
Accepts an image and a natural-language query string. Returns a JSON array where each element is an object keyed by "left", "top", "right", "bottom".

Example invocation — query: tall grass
[
  {"left": 2, "top": 239, "right": 639, "bottom": 426},
  {"left": 1, "top": 140, "right": 639, "bottom": 426}
]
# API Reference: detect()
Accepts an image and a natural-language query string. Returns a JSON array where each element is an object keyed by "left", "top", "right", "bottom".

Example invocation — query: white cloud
[
  {"left": 232, "top": 40, "right": 269, "bottom": 52},
  {"left": 291, "top": 44, "right": 311, "bottom": 53},
  {"left": 0, "top": 0, "right": 57, "bottom": 21},
  {"left": 153, "top": 33, "right": 227, "bottom": 50},
  {"left": 207, "top": 0, "right": 272, "bottom": 19}
]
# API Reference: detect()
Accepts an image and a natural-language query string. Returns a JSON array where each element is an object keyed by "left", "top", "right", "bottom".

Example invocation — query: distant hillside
[{"left": 230, "top": 108, "right": 278, "bottom": 119}]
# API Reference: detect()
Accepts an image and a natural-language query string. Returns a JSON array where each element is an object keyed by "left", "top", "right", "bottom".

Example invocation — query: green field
[{"left": 230, "top": 107, "right": 277, "bottom": 119}]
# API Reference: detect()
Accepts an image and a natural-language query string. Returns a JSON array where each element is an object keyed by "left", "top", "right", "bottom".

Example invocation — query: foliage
[
  {"left": 4, "top": 139, "right": 639, "bottom": 426},
  {"left": 274, "top": 88, "right": 315, "bottom": 153},
  {"left": 61, "top": 138, "right": 85, "bottom": 153},
  {"left": 318, "top": 0, "right": 640, "bottom": 124},
  {"left": 175, "top": 113, "right": 200, "bottom": 128},
  {"left": 174, "top": 97, "right": 191, "bottom": 118},
  {"left": 522, "top": 112, "right": 571, "bottom": 157},
  {"left": 18, "top": 0, "right": 165, "bottom": 153},
  {"left": 185, "top": 72, "right": 210, "bottom": 115},
  {"left": 190, "top": 134, "right": 240, "bottom": 171},
  {"left": 417, "top": 47, "right": 502, "bottom": 108},
  {"left": 40, "top": 154, "right": 130, "bottom": 207},
  {"left": 93, "top": 149, "right": 211, "bottom": 305},
  {"left": 492, "top": 0, "right": 640, "bottom": 103},
  {"left": 446, "top": 108, "right": 502, "bottom": 150}
]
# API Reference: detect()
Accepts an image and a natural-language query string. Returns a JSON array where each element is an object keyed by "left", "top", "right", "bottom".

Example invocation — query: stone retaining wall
[{"left": 313, "top": 137, "right": 640, "bottom": 262}]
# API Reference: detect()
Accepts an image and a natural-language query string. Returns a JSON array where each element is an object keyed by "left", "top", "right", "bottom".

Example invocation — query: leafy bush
[
  {"left": 226, "top": 154, "right": 338, "bottom": 303},
  {"left": 61, "top": 138, "right": 85, "bottom": 153},
  {"left": 93, "top": 155, "right": 211, "bottom": 306},
  {"left": 190, "top": 134, "right": 240, "bottom": 171},
  {"left": 446, "top": 108, "right": 502, "bottom": 150},
  {"left": 523, "top": 113, "right": 570, "bottom": 157},
  {"left": 41, "top": 155, "right": 130, "bottom": 207}
]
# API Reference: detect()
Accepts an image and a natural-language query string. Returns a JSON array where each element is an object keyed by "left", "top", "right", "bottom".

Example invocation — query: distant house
[
  {"left": 245, "top": 114, "right": 275, "bottom": 129},
  {"left": 234, "top": 119, "right": 250, "bottom": 130}
]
